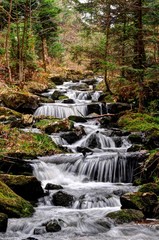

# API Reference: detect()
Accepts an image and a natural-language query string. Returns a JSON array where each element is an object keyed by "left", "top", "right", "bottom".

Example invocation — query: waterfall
[
  {"left": 34, "top": 103, "right": 88, "bottom": 118},
  {"left": 2, "top": 77, "right": 158, "bottom": 240}
]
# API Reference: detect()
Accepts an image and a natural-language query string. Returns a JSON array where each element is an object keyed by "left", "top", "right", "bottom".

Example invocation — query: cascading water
[{"left": 1, "top": 77, "right": 159, "bottom": 240}]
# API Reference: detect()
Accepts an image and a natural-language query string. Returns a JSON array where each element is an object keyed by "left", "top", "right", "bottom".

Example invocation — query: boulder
[
  {"left": 0, "top": 107, "right": 22, "bottom": 123},
  {"left": 52, "top": 191, "right": 74, "bottom": 207},
  {"left": 107, "top": 209, "right": 144, "bottom": 224},
  {"left": 45, "top": 219, "right": 61, "bottom": 232},
  {"left": 107, "top": 102, "right": 131, "bottom": 114},
  {"left": 120, "top": 192, "right": 158, "bottom": 217},
  {"left": 0, "top": 157, "right": 32, "bottom": 176},
  {"left": 44, "top": 119, "right": 74, "bottom": 134},
  {"left": 0, "top": 91, "right": 39, "bottom": 114},
  {"left": 49, "top": 75, "right": 65, "bottom": 85},
  {"left": 0, "top": 181, "right": 34, "bottom": 218},
  {"left": 61, "top": 132, "right": 80, "bottom": 144},
  {"left": 51, "top": 90, "right": 68, "bottom": 101},
  {"left": 22, "top": 237, "right": 38, "bottom": 240},
  {"left": 87, "top": 103, "right": 101, "bottom": 115},
  {"left": 45, "top": 183, "right": 63, "bottom": 190},
  {"left": 62, "top": 99, "right": 75, "bottom": 104},
  {"left": 0, "top": 174, "right": 44, "bottom": 201},
  {"left": 68, "top": 115, "right": 87, "bottom": 123},
  {"left": 0, "top": 213, "right": 8, "bottom": 232}
]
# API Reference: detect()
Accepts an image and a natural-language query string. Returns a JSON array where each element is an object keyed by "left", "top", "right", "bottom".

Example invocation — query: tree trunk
[
  {"left": 133, "top": 0, "right": 146, "bottom": 112},
  {"left": 5, "top": 0, "right": 13, "bottom": 83},
  {"left": 104, "top": 3, "right": 112, "bottom": 94},
  {"left": 41, "top": 36, "right": 48, "bottom": 72}
]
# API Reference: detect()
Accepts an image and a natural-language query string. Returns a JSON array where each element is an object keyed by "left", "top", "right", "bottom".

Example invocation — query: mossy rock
[
  {"left": 0, "top": 90, "right": 39, "bottom": 113},
  {"left": 139, "top": 183, "right": 159, "bottom": 196},
  {"left": 107, "top": 209, "right": 144, "bottom": 224},
  {"left": 121, "top": 192, "right": 158, "bottom": 217},
  {"left": 68, "top": 115, "right": 87, "bottom": 123},
  {"left": 0, "top": 107, "right": 22, "bottom": 119},
  {"left": 0, "top": 174, "right": 44, "bottom": 201},
  {"left": 0, "top": 181, "right": 34, "bottom": 218},
  {"left": 0, "top": 123, "right": 62, "bottom": 159},
  {"left": 118, "top": 112, "right": 159, "bottom": 132},
  {"left": 35, "top": 118, "right": 74, "bottom": 134},
  {"left": 0, "top": 212, "right": 8, "bottom": 232}
]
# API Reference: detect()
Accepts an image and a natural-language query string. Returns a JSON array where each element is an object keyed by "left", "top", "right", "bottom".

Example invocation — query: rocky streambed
[{"left": 0, "top": 76, "right": 159, "bottom": 239}]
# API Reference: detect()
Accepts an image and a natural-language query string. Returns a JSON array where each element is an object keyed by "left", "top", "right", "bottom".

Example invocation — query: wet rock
[
  {"left": 87, "top": 103, "right": 101, "bottom": 115},
  {"left": 61, "top": 132, "right": 80, "bottom": 144},
  {"left": 62, "top": 99, "right": 75, "bottom": 104},
  {"left": 0, "top": 174, "right": 44, "bottom": 201},
  {"left": 68, "top": 115, "right": 87, "bottom": 123},
  {"left": 99, "top": 116, "right": 112, "bottom": 128},
  {"left": 45, "top": 183, "right": 63, "bottom": 190},
  {"left": 0, "top": 157, "right": 32, "bottom": 176},
  {"left": 96, "top": 219, "right": 111, "bottom": 230},
  {"left": 0, "top": 213, "right": 8, "bottom": 232},
  {"left": 22, "top": 237, "right": 38, "bottom": 240},
  {"left": 0, "top": 181, "right": 34, "bottom": 218},
  {"left": 76, "top": 146, "right": 93, "bottom": 156},
  {"left": 121, "top": 192, "right": 158, "bottom": 218},
  {"left": 52, "top": 191, "right": 74, "bottom": 207},
  {"left": 107, "top": 209, "right": 144, "bottom": 224},
  {"left": 46, "top": 219, "right": 61, "bottom": 232},
  {"left": 33, "top": 227, "right": 45, "bottom": 235},
  {"left": 51, "top": 90, "right": 63, "bottom": 100}
]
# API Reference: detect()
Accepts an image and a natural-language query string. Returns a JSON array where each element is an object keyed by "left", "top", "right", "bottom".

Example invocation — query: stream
[{"left": 1, "top": 77, "right": 159, "bottom": 240}]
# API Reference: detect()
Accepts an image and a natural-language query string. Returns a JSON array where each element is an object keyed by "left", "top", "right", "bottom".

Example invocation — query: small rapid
[{"left": 1, "top": 77, "right": 159, "bottom": 240}]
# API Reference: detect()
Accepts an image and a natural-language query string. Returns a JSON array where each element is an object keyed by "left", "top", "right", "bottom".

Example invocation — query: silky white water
[{"left": 1, "top": 78, "right": 159, "bottom": 240}]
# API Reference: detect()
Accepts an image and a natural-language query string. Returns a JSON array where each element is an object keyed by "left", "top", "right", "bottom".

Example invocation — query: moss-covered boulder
[
  {"left": 120, "top": 192, "right": 158, "bottom": 218},
  {"left": 0, "top": 181, "right": 34, "bottom": 218},
  {"left": 0, "top": 90, "right": 39, "bottom": 113},
  {"left": 0, "top": 213, "right": 8, "bottom": 232},
  {"left": 51, "top": 90, "right": 68, "bottom": 101},
  {"left": 0, "top": 123, "right": 62, "bottom": 159},
  {"left": 0, "top": 107, "right": 22, "bottom": 122},
  {"left": 68, "top": 115, "right": 87, "bottom": 123},
  {"left": 35, "top": 118, "right": 74, "bottom": 134},
  {"left": 0, "top": 174, "right": 44, "bottom": 201},
  {"left": 107, "top": 209, "right": 144, "bottom": 224}
]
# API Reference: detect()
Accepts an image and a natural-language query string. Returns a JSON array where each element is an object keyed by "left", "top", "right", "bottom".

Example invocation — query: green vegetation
[
  {"left": 118, "top": 113, "right": 159, "bottom": 132},
  {"left": 0, "top": 123, "right": 62, "bottom": 158},
  {"left": 0, "top": 181, "right": 34, "bottom": 217},
  {"left": 107, "top": 209, "right": 144, "bottom": 224}
]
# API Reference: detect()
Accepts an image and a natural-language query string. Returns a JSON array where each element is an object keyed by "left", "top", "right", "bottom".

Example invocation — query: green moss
[
  {"left": 118, "top": 112, "right": 159, "bottom": 132},
  {"left": 34, "top": 118, "right": 60, "bottom": 130},
  {"left": 0, "top": 123, "right": 62, "bottom": 158},
  {"left": 34, "top": 118, "right": 74, "bottom": 134},
  {"left": 0, "top": 181, "right": 34, "bottom": 218},
  {"left": 107, "top": 209, "right": 144, "bottom": 224}
]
